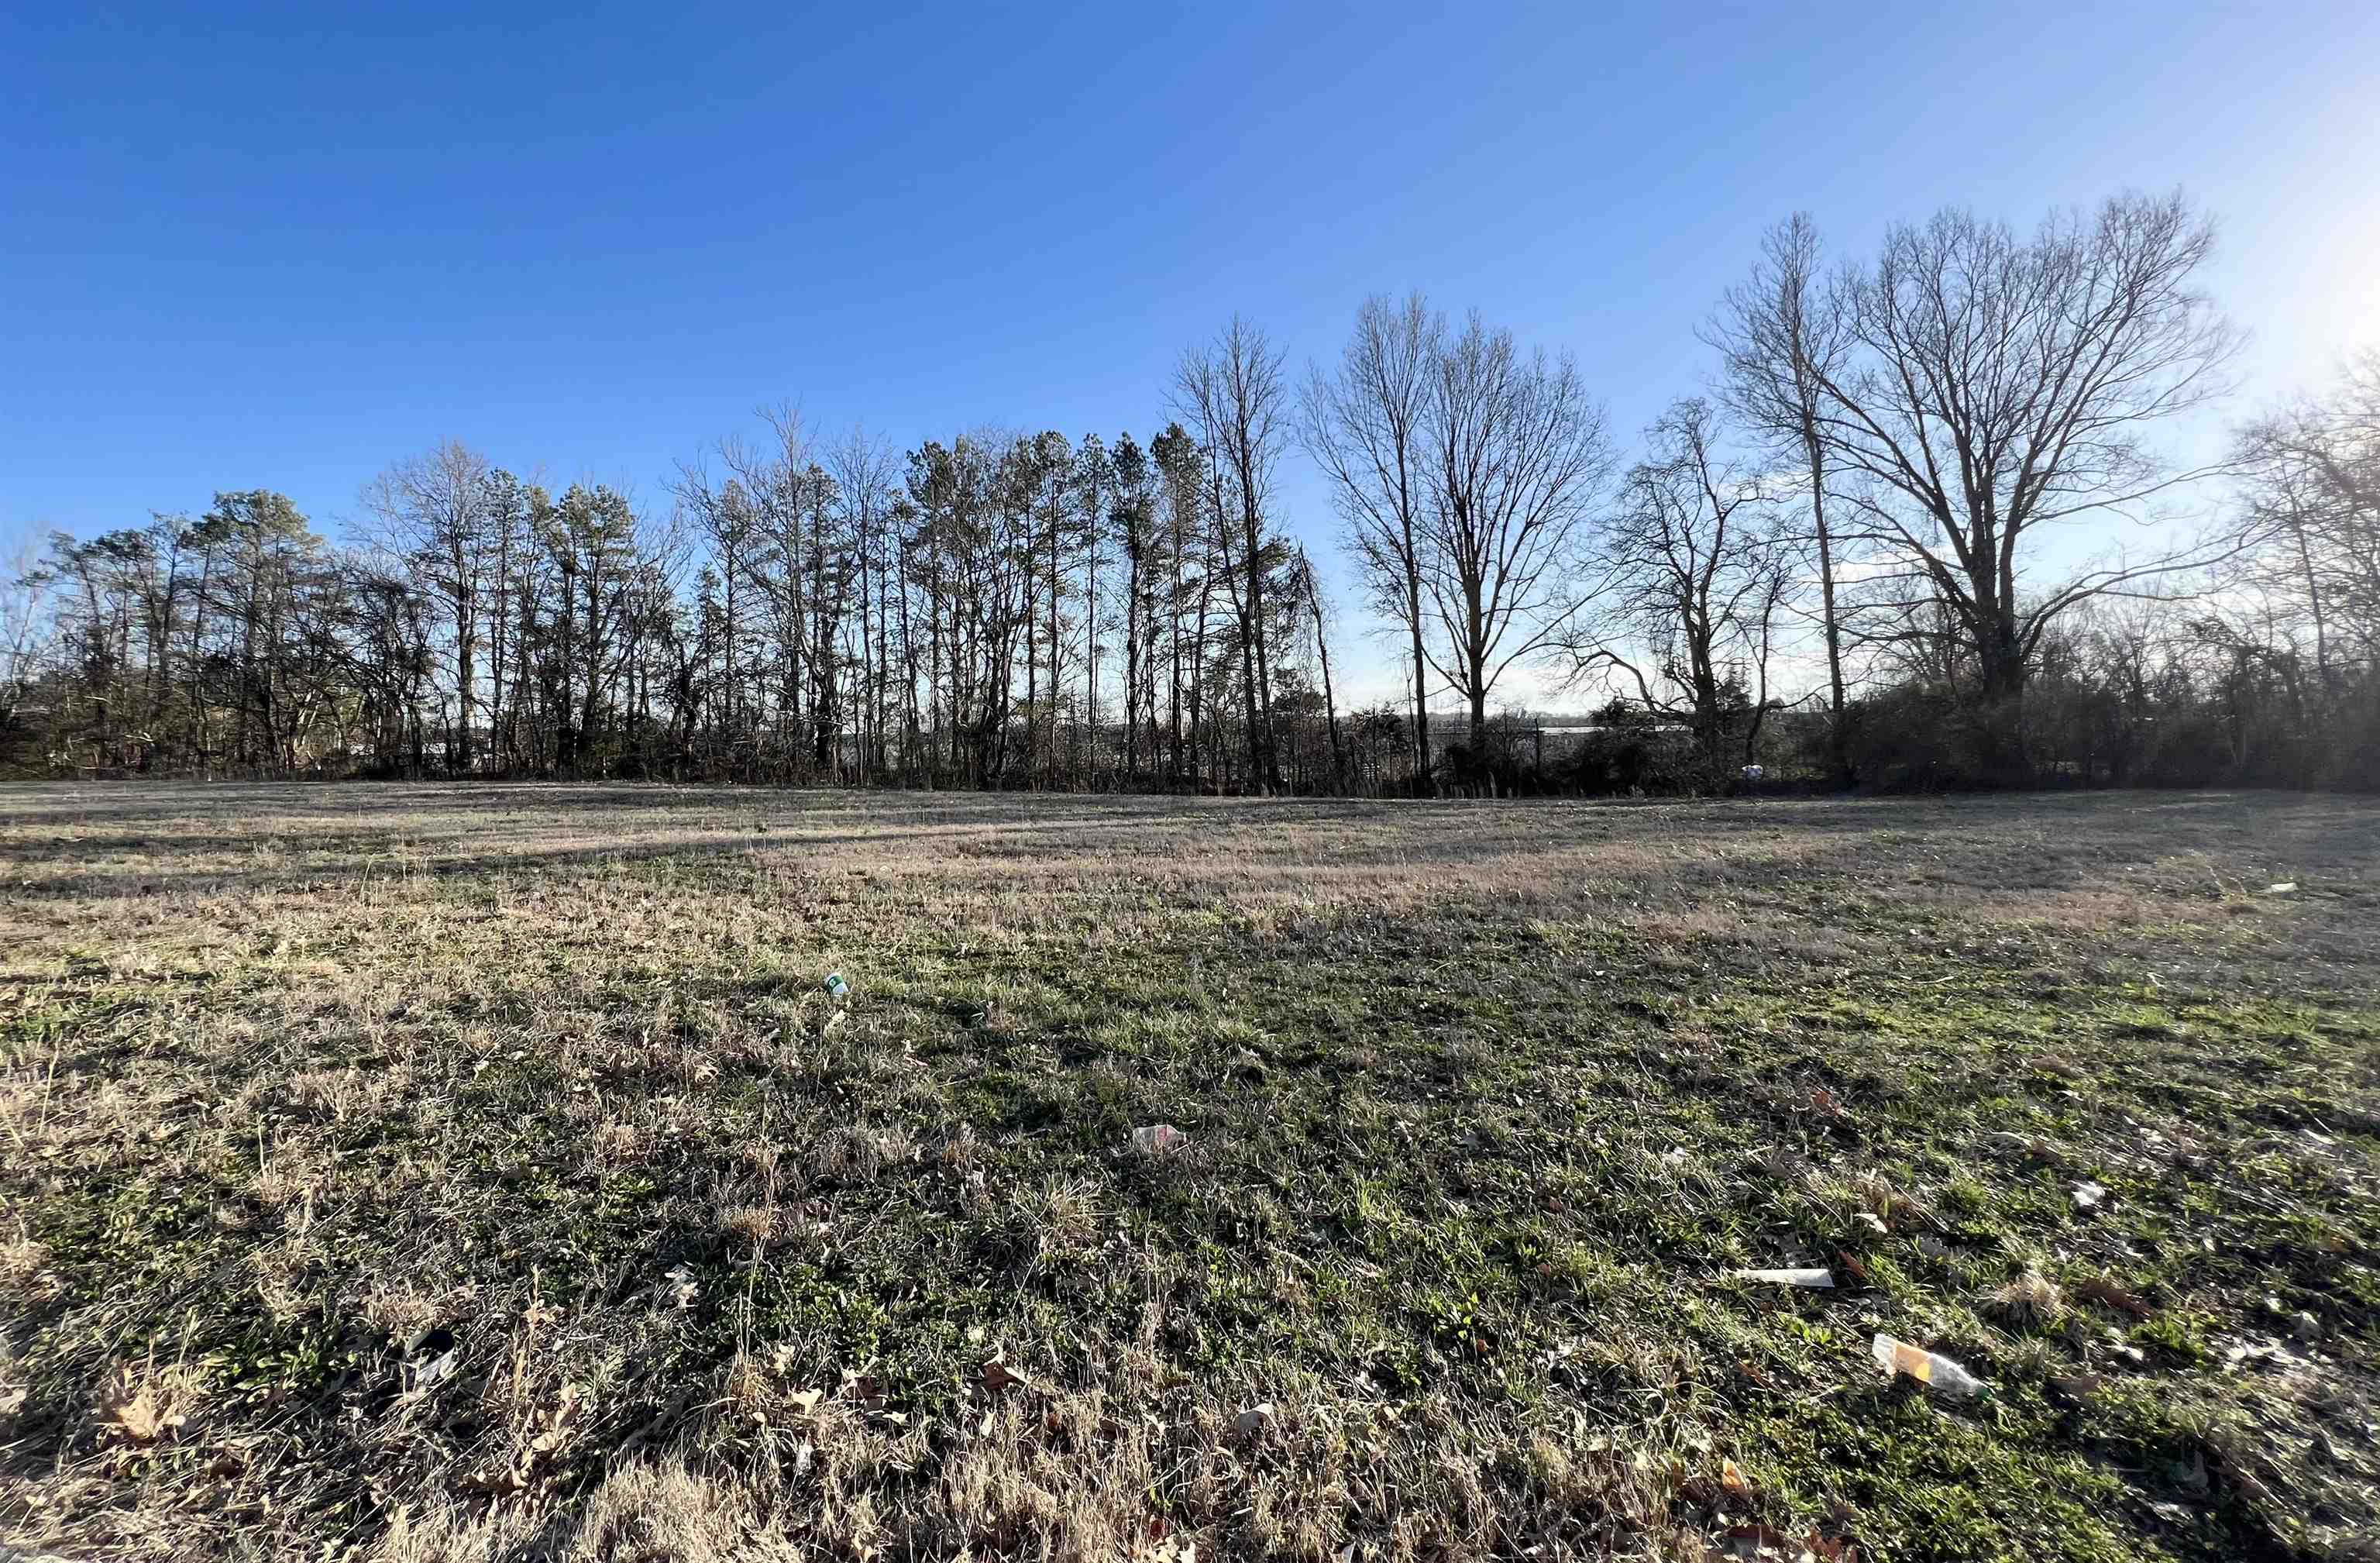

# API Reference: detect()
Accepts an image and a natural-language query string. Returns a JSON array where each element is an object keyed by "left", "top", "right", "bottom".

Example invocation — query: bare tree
[
  {"left": 1291, "top": 544, "right": 1345, "bottom": 789},
  {"left": 721, "top": 404, "right": 822, "bottom": 767},
  {"left": 1108, "top": 433, "right": 1156, "bottom": 776},
  {"left": 0, "top": 536, "right": 53, "bottom": 742},
  {"left": 1302, "top": 292, "right": 1442, "bottom": 783},
  {"left": 1421, "top": 312, "right": 1614, "bottom": 753},
  {"left": 1175, "top": 318, "right": 1289, "bottom": 787},
  {"left": 2234, "top": 349, "right": 2380, "bottom": 680},
  {"left": 361, "top": 440, "right": 494, "bottom": 769},
  {"left": 1150, "top": 423, "right": 1206, "bottom": 783},
  {"left": 1804, "top": 191, "right": 2243, "bottom": 776},
  {"left": 1564, "top": 400, "right": 1794, "bottom": 781},
  {"left": 829, "top": 426, "right": 900, "bottom": 780},
  {"left": 1072, "top": 433, "right": 1111, "bottom": 778},
  {"left": 725, "top": 405, "right": 862, "bottom": 774},
  {"left": 670, "top": 452, "right": 760, "bottom": 746},
  {"left": 1710, "top": 214, "right": 1856, "bottom": 784}
]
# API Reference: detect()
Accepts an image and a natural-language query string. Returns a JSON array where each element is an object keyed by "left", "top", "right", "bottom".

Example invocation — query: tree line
[{"left": 6, "top": 190, "right": 2375, "bottom": 793}]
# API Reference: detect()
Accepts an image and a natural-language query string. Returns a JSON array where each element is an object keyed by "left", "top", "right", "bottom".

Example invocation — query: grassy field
[{"left": 2, "top": 785, "right": 2376, "bottom": 1562}]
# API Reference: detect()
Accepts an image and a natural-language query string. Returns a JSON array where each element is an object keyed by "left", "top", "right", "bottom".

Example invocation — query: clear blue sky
[{"left": 7, "top": 1, "right": 2377, "bottom": 704}]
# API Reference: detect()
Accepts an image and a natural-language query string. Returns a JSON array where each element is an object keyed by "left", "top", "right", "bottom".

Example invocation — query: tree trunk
[
  {"left": 1313, "top": 592, "right": 1343, "bottom": 794},
  {"left": 1408, "top": 594, "right": 1429, "bottom": 790},
  {"left": 1802, "top": 426, "right": 1852, "bottom": 787}
]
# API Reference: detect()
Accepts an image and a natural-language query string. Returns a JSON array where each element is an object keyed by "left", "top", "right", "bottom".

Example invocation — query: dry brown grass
[{"left": 2, "top": 783, "right": 2376, "bottom": 1561}]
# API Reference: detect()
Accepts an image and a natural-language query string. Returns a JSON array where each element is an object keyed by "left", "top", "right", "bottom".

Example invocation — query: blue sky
[{"left": 7, "top": 2, "right": 2377, "bottom": 704}]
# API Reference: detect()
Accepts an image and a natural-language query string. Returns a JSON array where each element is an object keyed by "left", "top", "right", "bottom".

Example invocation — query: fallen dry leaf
[
  {"left": 2048, "top": 1373, "right": 2106, "bottom": 1403},
  {"left": 982, "top": 1355, "right": 1047, "bottom": 1396},
  {"left": 2074, "top": 1276, "right": 2150, "bottom": 1317},
  {"left": 98, "top": 1372, "right": 185, "bottom": 1446},
  {"left": 1721, "top": 1523, "right": 1794, "bottom": 1559}
]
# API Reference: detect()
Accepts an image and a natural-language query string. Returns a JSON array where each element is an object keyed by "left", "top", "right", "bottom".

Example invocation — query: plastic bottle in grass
[{"left": 1872, "top": 1334, "right": 1988, "bottom": 1399}]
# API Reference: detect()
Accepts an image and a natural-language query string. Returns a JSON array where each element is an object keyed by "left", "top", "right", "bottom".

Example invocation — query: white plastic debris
[
  {"left": 1129, "top": 1124, "right": 1188, "bottom": 1157},
  {"left": 1872, "top": 1334, "right": 1988, "bottom": 1399},
  {"left": 410, "top": 1348, "right": 459, "bottom": 1392},
  {"left": 2265, "top": 882, "right": 2296, "bottom": 894},
  {"left": 2071, "top": 1180, "right": 2109, "bottom": 1211},
  {"left": 1233, "top": 1403, "right": 1275, "bottom": 1438},
  {"left": 1731, "top": 1267, "right": 1835, "bottom": 1289}
]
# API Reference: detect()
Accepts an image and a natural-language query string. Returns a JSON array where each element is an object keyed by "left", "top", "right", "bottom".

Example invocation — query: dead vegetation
[{"left": 2, "top": 784, "right": 2377, "bottom": 1561}]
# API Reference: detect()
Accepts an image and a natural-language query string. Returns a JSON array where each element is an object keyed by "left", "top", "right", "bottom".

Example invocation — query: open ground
[{"left": 2, "top": 785, "right": 2377, "bottom": 1561}]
